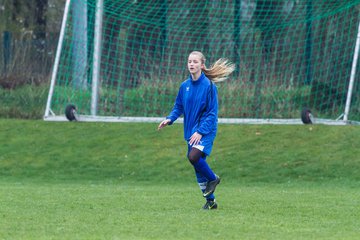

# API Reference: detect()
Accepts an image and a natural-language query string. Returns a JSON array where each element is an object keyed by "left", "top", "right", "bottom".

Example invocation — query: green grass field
[{"left": 1, "top": 119, "right": 360, "bottom": 239}]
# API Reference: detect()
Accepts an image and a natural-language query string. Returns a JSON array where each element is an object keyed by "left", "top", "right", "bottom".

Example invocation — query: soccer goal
[{"left": 44, "top": 0, "right": 360, "bottom": 124}]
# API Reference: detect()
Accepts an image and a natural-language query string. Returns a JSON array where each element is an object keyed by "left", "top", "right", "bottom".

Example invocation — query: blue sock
[
  {"left": 195, "top": 170, "right": 215, "bottom": 200},
  {"left": 193, "top": 156, "right": 216, "bottom": 182}
]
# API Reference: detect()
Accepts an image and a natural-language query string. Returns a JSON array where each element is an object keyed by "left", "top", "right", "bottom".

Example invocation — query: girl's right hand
[{"left": 158, "top": 119, "right": 171, "bottom": 131}]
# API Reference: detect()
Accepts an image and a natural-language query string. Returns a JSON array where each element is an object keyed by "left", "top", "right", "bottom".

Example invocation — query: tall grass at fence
[
  {"left": 0, "top": 82, "right": 359, "bottom": 120},
  {"left": 0, "top": 84, "right": 48, "bottom": 119}
]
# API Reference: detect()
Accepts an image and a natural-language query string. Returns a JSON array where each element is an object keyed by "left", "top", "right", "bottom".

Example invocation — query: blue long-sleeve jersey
[{"left": 166, "top": 72, "right": 218, "bottom": 141}]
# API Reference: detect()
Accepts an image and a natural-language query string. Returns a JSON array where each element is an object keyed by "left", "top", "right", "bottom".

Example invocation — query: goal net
[{"left": 44, "top": 0, "right": 360, "bottom": 124}]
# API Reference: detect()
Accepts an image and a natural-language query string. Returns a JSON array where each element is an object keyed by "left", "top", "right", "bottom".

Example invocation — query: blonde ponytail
[
  {"left": 189, "top": 51, "right": 235, "bottom": 83},
  {"left": 203, "top": 58, "right": 236, "bottom": 83}
]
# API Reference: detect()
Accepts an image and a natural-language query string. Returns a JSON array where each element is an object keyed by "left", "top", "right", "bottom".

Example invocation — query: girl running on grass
[{"left": 158, "top": 51, "right": 235, "bottom": 210}]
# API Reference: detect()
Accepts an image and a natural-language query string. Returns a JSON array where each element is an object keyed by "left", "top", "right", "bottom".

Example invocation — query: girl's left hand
[{"left": 189, "top": 132, "right": 202, "bottom": 146}]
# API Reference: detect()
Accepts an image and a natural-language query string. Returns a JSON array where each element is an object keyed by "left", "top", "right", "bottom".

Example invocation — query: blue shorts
[{"left": 186, "top": 134, "right": 214, "bottom": 156}]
